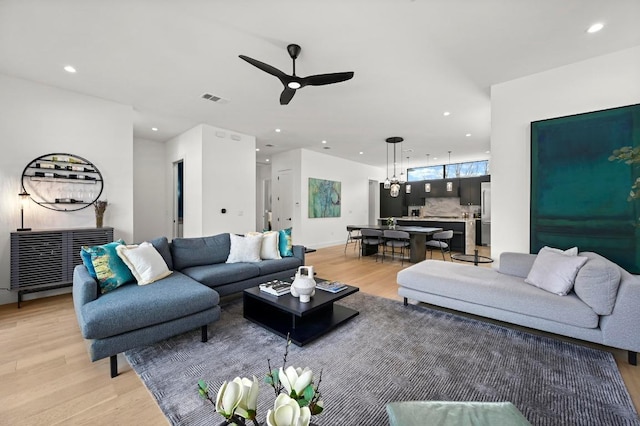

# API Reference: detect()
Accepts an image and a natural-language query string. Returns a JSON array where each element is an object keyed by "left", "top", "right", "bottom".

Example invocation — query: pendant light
[
  {"left": 446, "top": 151, "right": 453, "bottom": 192},
  {"left": 383, "top": 142, "right": 391, "bottom": 189},
  {"left": 399, "top": 140, "right": 406, "bottom": 184},
  {"left": 385, "top": 137, "right": 403, "bottom": 198}
]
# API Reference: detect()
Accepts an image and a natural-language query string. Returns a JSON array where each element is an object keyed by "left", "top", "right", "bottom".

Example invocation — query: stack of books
[
  {"left": 259, "top": 280, "right": 291, "bottom": 296},
  {"left": 316, "top": 281, "right": 348, "bottom": 293}
]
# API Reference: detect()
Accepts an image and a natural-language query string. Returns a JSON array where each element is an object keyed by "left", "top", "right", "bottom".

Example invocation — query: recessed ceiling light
[
  {"left": 151, "top": 127, "right": 158, "bottom": 132},
  {"left": 256, "top": 148, "right": 260, "bottom": 152},
  {"left": 275, "top": 128, "right": 281, "bottom": 132},
  {"left": 359, "top": 151, "right": 364, "bottom": 155},
  {"left": 587, "top": 23, "right": 604, "bottom": 33},
  {"left": 433, "top": 157, "right": 438, "bottom": 160},
  {"left": 64, "top": 65, "right": 76, "bottom": 73},
  {"left": 266, "top": 158, "right": 270, "bottom": 162},
  {"left": 486, "top": 150, "right": 491, "bottom": 154},
  {"left": 322, "top": 140, "right": 327, "bottom": 144},
  {"left": 443, "top": 111, "right": 451, "bottom": 116},
  {"left": 465, "top": 133, "right": 471, "bottom": 137}
]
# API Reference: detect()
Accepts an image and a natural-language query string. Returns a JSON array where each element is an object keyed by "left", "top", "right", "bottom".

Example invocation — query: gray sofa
[
  {"left": 397, "top": 251, "right": 640, "bottom": 365},
  {"left": 73, "top": 233, "right": 305, "bottom": 377}
]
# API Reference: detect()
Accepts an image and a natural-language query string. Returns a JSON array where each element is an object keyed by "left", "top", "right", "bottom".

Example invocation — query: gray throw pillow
[
  {"left": 573, "top": 252, "right": 621, "bottom": 315},
  {"left": 149, "top": 236, "right": 173, "bottom": 270},
  {"left": 525, "top": 249, "right": 588, "bottom": 296}
]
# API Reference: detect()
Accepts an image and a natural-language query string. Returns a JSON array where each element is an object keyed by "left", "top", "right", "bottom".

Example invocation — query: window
[
  {"left": 408, "top": 165, "right": 444, "bottom": 181},
  {"left": 409, "top": 160, "right": 488, "bottom": 181}
]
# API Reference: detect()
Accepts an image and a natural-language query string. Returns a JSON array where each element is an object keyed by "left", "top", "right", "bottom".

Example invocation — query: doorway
[
  {"left": 263, "top": 178, "right": 272, "bottom": 231},
  {"left": 275, "top": 170, "right": 293, "bottom": 231},
  {"left": 173, "top": 160, "right": 184, "bottom": 238}
]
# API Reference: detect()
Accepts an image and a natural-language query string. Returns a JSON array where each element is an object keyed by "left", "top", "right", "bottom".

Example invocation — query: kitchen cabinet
[
  {"left": 405, "top": 181, "right": 425, "bottom": 205},
  {"left": 421, "top": 179, "right": 460, "bottom": 198},
  {"left": 459, "top": 176, "right": 491, "bottom": 205},
  {"left": 380, "top": 183, "right": 406, "bottom": 218}
]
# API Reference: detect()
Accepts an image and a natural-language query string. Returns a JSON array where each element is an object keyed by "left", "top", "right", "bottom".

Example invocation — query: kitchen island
[{"left": 379, "top": 217, "right": 476, "bottom": 255}]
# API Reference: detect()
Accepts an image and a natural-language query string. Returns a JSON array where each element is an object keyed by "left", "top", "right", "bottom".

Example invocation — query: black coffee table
[{"left": 243, "top": 281, "right": 359, "bottom": 346}]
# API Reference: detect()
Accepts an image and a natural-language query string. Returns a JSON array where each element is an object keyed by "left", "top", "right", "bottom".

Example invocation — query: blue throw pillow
[
  {"left": 83, "top": 239, "right": 135, "bottom": 294},
  {"left": 278, "top": 228, "right": 293, "bottom": 257},
  {"left": 80, "top": 248, "right": 97, "bottom": 278}
]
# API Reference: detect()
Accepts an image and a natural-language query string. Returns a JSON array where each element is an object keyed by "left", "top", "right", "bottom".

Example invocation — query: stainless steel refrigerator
[{"left": 481, "top": 182, "right": 491, "bottom": 246}]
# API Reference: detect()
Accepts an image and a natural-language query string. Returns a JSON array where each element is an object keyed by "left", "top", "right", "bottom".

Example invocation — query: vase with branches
[{"left": 94, "top": 200, "right": 108, "bottom": 228}]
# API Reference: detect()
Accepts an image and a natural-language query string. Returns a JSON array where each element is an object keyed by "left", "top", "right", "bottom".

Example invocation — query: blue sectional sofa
[{"left": 73, "top": 233, "right": 305, "bottom": 377}]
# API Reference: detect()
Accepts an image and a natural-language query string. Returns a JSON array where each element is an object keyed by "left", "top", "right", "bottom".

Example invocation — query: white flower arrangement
[{"left": 198, "top": 336, "right": 324, "bottom": 426}]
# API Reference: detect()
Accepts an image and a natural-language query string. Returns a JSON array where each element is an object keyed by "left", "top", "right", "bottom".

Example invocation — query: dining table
[{"left": 347, "top": 225, "right": 443, "bottom": 263}]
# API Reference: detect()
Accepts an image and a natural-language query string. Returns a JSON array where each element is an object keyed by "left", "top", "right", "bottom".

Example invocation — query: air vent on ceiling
[
  {"left": 201, "top": 93, "right": 229, "bottom": 104},
  {"left": 265, "top": 144, "right": 275, "bottom": 147}
]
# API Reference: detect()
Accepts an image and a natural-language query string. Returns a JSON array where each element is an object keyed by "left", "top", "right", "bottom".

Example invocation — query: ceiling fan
[{"left": 239, "top": 44, "right": 354, "bottom": 105}]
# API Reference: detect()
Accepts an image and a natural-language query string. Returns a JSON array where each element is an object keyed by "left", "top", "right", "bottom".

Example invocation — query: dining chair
[
  {"left": 344, "top": 226, "right": 362, "bottom": 254},
  {"left": 360, "top": 228, "right": 384, "bottom": 261},
  {"left": 426, "top": 230, "right": 453, "bottom": 261},
  {"left": 382, "top": 230, "right": 411, "bottom": 265}
]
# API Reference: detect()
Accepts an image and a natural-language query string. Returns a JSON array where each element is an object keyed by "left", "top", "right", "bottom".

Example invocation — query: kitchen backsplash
[{"left": 409, "top": 197, "right": 480, "bottom": 218}]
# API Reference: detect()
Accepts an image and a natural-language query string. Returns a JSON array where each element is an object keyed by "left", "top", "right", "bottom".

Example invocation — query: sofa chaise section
[
  {"left": 73, "top": 264, "right": 220, "bottom": 377},
  {"left": 397, "top": 251, "right": 640, "bottom": 364}
]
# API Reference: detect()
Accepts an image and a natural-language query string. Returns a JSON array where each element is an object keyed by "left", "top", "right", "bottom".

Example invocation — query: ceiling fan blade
[
  {"left": 239, "top": 55, "right": 288, "bottom": 82},
  {"left": 301, "top": 71, "right": 354, "bottom": 87},
  {"left": 280, "top": 87, "right": 296, "bottom": 105}
]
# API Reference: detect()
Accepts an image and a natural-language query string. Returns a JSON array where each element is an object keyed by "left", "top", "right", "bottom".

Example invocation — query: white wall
[
  {"left": 0, "top": 74, "right": 134, "bottom": 305},
  {"left": 272, "top": 149, "right": 384, "bottom": 248},
  {"left": 201, "top": 125, "right": 256, "bottom": 235},
  {"left": 165, "top": 124, "right": 256, "bottom": 239},
  {"left": 133, "top": 138, "right": 166, "bottom": 242},
  {"left": 491, "top": 46, "right": 640, "bottom": 259}
]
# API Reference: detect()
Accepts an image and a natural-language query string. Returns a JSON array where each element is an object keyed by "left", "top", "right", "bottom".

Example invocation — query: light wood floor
[{"left": 1, "top": 244, "right": 638, "bottom": 425}]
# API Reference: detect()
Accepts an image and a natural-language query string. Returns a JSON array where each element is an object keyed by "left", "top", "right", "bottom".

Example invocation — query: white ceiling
[{"left": 1, "top": 0, "right": 639, "bottom": 169}]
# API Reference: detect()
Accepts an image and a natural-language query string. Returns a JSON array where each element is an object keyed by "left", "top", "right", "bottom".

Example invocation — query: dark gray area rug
[{"left": 125, "top": 292, "right": 640, "bottom": 426}]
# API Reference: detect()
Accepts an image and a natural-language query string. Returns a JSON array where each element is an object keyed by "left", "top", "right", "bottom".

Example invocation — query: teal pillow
[
  {"left": 80, "top": 248, "right": 97, "bottom": 278},
  {"left": 83, "top": 239, "right": 135, "bottom": 294},
  {"left": 278, "top": 228, "right": 293, "bottom": 257}
]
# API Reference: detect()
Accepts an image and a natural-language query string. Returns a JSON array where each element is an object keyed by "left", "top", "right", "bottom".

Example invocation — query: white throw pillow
[
  {"left": 116, "top": 242, "right": 172, "bottom": 285},
  {"left": 226, "top": 233, "right": 263, "bottom": 263},
  {"left": 525, "top": 249, "right": 588, "bottom": 295},
  {"left": 262, "top": 231, "right": 282, "bottom": 260},
  {"left": 247, "top": 231, "right": 282, "bottom": 260},
  {"left": 541, "top": 246, "right": 578, "bottom": 256}
]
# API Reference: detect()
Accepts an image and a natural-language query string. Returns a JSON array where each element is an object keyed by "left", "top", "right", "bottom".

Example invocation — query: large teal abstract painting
[
  {"left": 530, "top": 104, "right": 640, "bottom": 273},
  {"left": 308, "top": 178, "right": 341, "bottom": 218}
]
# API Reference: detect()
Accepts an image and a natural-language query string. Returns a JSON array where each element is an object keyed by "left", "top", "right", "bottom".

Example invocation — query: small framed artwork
[{"left": 425, "top": 183, "right": 431, "bottom": 192}]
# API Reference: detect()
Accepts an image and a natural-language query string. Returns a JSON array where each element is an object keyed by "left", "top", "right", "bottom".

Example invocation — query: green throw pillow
[
  {"left": 278, "top": 227, "right": 293, "bottom": 257},
  {"left": 82, "top": 239, "right": 135, "bottom": 294}
]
